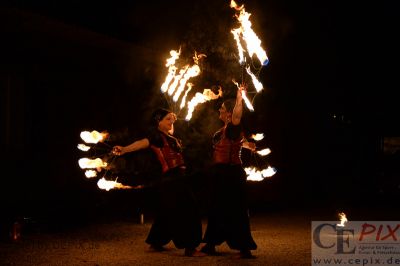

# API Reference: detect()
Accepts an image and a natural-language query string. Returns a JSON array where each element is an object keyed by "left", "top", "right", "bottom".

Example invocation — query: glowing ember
[
  {"left": 257, "top": 148, "right": 271, "bottom": 156},
  {"left": 78, "top": 158, "right": 108, "bottom": 169},
  {"left": 251, "top": 133, "right": 264, "bottom": 141},
  {"left": 97, "top": 177, "right": 132, "bottom": 191},
  {"left": 337, "top": 212, "right": 348, "bottom": 227},
  {"left": 245, "top": 166, "right": 277, "bottom": 181},
  {"left": 80, "top": 130, "right": 108, "bottom": 144}
]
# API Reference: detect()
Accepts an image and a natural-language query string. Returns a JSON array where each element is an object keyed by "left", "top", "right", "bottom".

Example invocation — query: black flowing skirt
[
  {"left": 202, "top": 164, "right": 257, "bottom": 250},
  {"left": 145, "top": 167, "right": 202, "bottom": 249}
]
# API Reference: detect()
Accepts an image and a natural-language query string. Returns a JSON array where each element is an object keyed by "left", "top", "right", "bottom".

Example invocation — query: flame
[
  {"left": 172, "top": 65, "right": 201, "bottom": 102},
  {"left": 233, "top": 80, "right": 254, "bottom": 111},
  {"left": 97, "top": 177, "right": 132, "bottom": 191},
  {"left": 245, "top": 166, "right": 277, "bottom": 181},
  {"left": 160, "top": 49, "right": 221, "bottom": 120},
  {"left": 246, "top": 66, "right": 264, "bottom": 92},
  {"left": 231, "top": 28, "right": 246, "bottom": 64},
  {"left": 85, "top": 170, "right": 97, "bottom": 178},
  {"left": 168, "top": 65, "right": 188, "bottom": 96},
  {"left": 230, "top": 0, "right": 269, "bottom": 66},
  {"left": 78, "top": 158, "right": 108, "bottom": 169},
  {"left": 77, "top": 143, "right": 91, "bottom": 151},
  {"left": 251, "top": 133, "right": 264, "bottom": 141},
  {"left": 161, "top": 49, "right": 181, "bottom": 93},
  {"left": 337, "top": 212, "right": 348, "bottom": 227},
  {"left": 185, "top": 87, "right": 222, "bottom": 121},
  {"left": 180, "top": 83, "right": 193, "bottom": 109},
  {"left": 161, "top": 49, "right": 203, "bottom": 109},
  {"left": 257, "top": 148, "right": 271, "bottom": 156},
  {"left": 80, "top": 130, "right": 108, "bottom": 144}
]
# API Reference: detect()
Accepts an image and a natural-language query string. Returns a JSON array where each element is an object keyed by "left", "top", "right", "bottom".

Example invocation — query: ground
[
  {"left": 1, "top": 205, "right": 399, "bottom": 266},
  {"left": 1, "top": 209, "right": 311, "bottom": 266}
]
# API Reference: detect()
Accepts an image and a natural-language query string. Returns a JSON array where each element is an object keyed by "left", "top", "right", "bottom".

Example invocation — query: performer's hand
[{"left": 112, "top": 146, "right": 124, "bottom": 156}]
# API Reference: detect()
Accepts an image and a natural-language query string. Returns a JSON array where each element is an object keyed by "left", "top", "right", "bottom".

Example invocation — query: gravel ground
[
  {"left": 0, "top": 210, "right": 312, "bottom": 266},
  {"left": 2, "top": 204, "right": 400, "bottom": 266}
]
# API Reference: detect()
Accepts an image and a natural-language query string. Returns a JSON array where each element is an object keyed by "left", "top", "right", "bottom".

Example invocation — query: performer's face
[
  {"left": 218, "top": 104, "right": 231, "bottom": 123},
  {"left": 158, "top": 113, "right": 177, "bottom": 133}
]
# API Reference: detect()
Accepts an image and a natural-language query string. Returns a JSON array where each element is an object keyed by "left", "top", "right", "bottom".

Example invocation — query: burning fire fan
[
  {"left": 229, "top": 0, "right": 277, "bottom": 181},
  {"left": 77, "top": 130, "right": 137, "bottom": 191}
]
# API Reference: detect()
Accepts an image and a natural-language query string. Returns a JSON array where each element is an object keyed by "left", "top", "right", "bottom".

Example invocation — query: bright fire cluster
[
  {"left": 77, "top": 130, "right": 132, "bottom": 191},
  {"left": 160, "top": 49, "right": 222, "bottom": 120}
]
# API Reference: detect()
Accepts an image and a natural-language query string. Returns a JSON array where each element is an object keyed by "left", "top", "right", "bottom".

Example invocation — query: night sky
[{"left": 1, "top": 0, "right": 398, "bottom": 222}]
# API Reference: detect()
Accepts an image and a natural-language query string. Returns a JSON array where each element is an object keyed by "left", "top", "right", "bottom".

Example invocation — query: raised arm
[
  {"left": 112, "top": 138, "right": 150, "bottom": 156},
  {"left": 231, "top": 84, "right": 244, "bottom": 126}
]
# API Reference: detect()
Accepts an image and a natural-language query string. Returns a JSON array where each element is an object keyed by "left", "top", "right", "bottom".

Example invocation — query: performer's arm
[
  {"left": 242, "top": 140, "right": 256, "bottom": 152},
  {"left": 112, "top": 138, "right": 150, "bottom": 156},
  {"left": 232, "top": 84, "right": 244, "bottom": 125}
]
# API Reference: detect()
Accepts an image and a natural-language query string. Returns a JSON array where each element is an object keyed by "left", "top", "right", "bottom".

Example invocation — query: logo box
[{"left": 312, "top": 221, "right": 400, "bottom": 265}]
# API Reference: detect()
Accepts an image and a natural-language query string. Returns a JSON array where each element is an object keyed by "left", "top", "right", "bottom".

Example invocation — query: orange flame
[
  {"left": 78, "top": 158, "right": 108, "bottom": 169},
  {"left": 230, "top": 0, "right": 269, "bottom": 66},
  {"left": 246, "top": 66, "right": 264, "bottom": 92},
  {"left": 77, "top": 143, "right": 91, "bottom": 151},
  {"left": 160, "top": 49, "right": 221, "bottom": 120},
  {"left": 97, "top": 177, "right": 132, "bottom": 191},
  {"left": 244, "top": 166, "right": 277, "bottom": 181},
  {"left": 233, "top": 80, "right": 254, "bottom": 111},
  {"left": 251, "top": 133, "right": 264, "bottom": 141},
  {"left": 337, "top": 212, "right": 348, "bottom": 227},
  {"left": 185, "top": 87, "right": 223, "bottom": 121},
  {"left": 80, "top": 130, "right": 108, "bottom": 144},
  {"left": 85, "top": 170, "right": 97, "bottom": 178},
  {"left": 257, "top": 148, "right": 271, "bottom": 156}
]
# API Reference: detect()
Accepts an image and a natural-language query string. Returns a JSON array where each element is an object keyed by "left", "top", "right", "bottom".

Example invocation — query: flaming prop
[
  {"left": 228, "top": 2, "right": 276, "bottom": 181},
  {"left": 230, "top": 0, "right": 269, "bottom": 66},
  {"left": 243, "top": 131, "right": 277, "bottom": 181},
  {"left": 160, "top": 49, "right": 222, "bottom": 120},
  {"left": 230, "top": 0, "right": 269, "bottom": 111},
  {"left": 77, "top": 130, "right": 135, "bottom": 191}
]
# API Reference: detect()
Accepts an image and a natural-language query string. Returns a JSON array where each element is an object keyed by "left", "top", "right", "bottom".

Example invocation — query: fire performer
[
  {"left": 201, "top": 84, "right": 257, "bottom": 259},
  {"left": 112, "top": 108, "right": 206, "bottom": 257}
]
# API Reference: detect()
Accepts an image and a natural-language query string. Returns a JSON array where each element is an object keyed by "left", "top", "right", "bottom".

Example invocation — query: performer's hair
[{"left": 151, "top": 108, "right": 173, "bottom": 127}]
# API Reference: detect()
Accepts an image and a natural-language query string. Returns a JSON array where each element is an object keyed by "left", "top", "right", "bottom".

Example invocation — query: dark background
[{"left": 1, "top": 0, "right": 398, "bottom": 228}]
